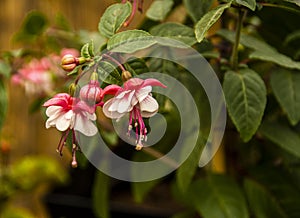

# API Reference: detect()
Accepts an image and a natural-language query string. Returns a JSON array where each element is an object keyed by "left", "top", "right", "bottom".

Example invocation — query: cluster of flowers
[
  {"left": 11, "top": 49, "right": 79, "bottom": 95},
  {"left": 43, "top": 53, "right": 166, "bottom": 167}
]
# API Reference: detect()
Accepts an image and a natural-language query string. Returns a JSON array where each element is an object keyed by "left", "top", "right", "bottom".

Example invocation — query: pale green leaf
[
  {"left": 249, "top": 51, "right": 300, "bottom": 70},
  {"left": 223, "top": 69, "right": 267, "bottom": 142},
  {"left": 235, "top": 0, "right": 256, "bottom": 11},
  {"left": 244, "top": 179, "right": 287, "bottom": 218},
  {"left": 218, "top": 29, "right": 300, "bottom": 70},
  {"left": 195, "top": 3, "right": 231, "bottom": 43},
  {"left": 98, "top": 2, "right": 132, "bottom": 38},
  {"left": 92, "top": 171, "right": 110, "bottom": 218},
  {"left": 107, "top": 30, "right": 156, "bottom": 53},
  {"left": 150, "top": 22, "right": 197, "bottom": 46},
  {"left": 80, "top": 43, "right": 91, "bottom": 59},
  {"left": 183, "top": 0, "right": 214, "bottom": 22},
  {"left": 189, "top": 174, "right": 249, "bottom": 218},
  {"left": 270, "top": 68, "right": 300, "bottom": 125},
  {"left": 146, "top": 0, "right": 174, "bottom": 21},
  {"left": 259, "top": 121, "right": 300, "bottom": 158}
]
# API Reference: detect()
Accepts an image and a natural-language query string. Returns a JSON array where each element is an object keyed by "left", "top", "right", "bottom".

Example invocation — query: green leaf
[
  {"left": 98, "top": 2, "right": 132, "bottom": 38},
  {"left": 249, "top": 51, "right": 300, "bottom": 70},
  {"left": 131, "top": 150, "right": 162, "bottom": 203},
  {"left": 81, "top": 43, "right": 91, "bottom": 59},
  {"left": 235, "top": 0, "right": 256, "bottom": 11},
  {"left": 223, "top": 69, "right": 267, "bottom": 142},
  {"left": 259, "top": 121, "right": 300, "bottom": 159},
  {"left": 13, "top": 11, "right": 48, "bottom": 43},
  {"left": 189, "top": 174, "right": 249, "bottom": 218},
  {"left": 92, "top": 171, "right": 110, "bottom": 218},
  {"left": 0, "top": 61, "right": 11, "bottom": 78},
  {"left": 0, "top": 80, "right": 8, "bottom": 130},
  {"left": 176, "top": 136, "right": 205, "bottom": 192},
  {"left": 183, "top": 0, "right": 214, "bottom": 22},
  {"left": 124, "top": 57, "right": 149, "bottom": 76},
  {"left": 146, "top": 0, "right": 174, "bottom": 21},
  {"left": 195, "top": 3, "right": 231, "bottom": 43},
  {"left": 244, "top": 179, "right": 287, "bottom": 218},
  {"left": 250, "top": 167, "right": 300, "bottom": 218},
  {"left": 150, "top": 22, "right": 197, "bottom": 46},
  {"left": 218, "top": 29, "right": 300, "bottom": 70},
  {"left": 284, "top": 0, "right": 300, "bottom": 7},
  {"left": 132, "top": 180, "right": 161, "bottom": 203},
  {"left": 270, "top": 68, "right": 300, "bottom": 125},
  {"left": 21, "top": 11, "right": 48, "bottom": 35},
  {"left": 97, "top": 61, "right": 122, "bottom": 85},
  {"left": 107, "top": 30, "right": 156, "bottom": 53}
]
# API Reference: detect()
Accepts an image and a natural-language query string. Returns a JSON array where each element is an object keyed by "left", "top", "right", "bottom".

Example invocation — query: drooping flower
[
  {"left": 43, "top": 93, "right": 98, "bottom": 167},
  {"left": 102, "top": 78, "right": 166, "bottom": 150}
]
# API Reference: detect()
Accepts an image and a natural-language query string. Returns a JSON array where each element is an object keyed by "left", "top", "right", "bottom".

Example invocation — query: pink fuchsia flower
[
  {"left": 11, "top": 58, "right": 53, "bottom": 95},
  {"left": 43, "top": 93, "right": 97, "bottom": 167},
  {"left": 102, "top": 78, "right": 166, "bottom": 150},
  {"left": 11, "top": 48, "right": 80, "bottom": 95}
]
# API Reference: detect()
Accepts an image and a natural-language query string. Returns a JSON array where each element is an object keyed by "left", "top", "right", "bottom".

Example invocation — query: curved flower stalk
[
  {"left": 102, "top": 78, "right": 166, "bottom": 150},
  {"left": 122, "top": 0, "right": 144, "bottom": 27},
  {"left": 43, "top": 93, "right": 97, "bottom": 167}
]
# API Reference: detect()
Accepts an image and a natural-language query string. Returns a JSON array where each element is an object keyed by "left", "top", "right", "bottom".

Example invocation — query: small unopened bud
[
  {"left": 80, "top": 80, "right": 102, "bottom": 103},
  {"left": 61, "top": 54, "right": 77, "bottom": 72},
  {"left": 69, "top": 83, "right": 78, "bottom": 96},
  {"left": 122, "top": 70, "right": 132, "bottom": 82},
  {"left": 61, "top": 55, "right": 86, "bottom": 72}
]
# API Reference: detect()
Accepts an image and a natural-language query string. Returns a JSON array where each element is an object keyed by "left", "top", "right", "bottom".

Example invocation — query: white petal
[
  {"left": 116, "top": 90, "right": 131, "bottom": 99},
  {"left": 108, "top": 98, "right": 121, "bottom": 112},
  {"left": 85, "top": 112, "right": 97, "bottom": 121},
  {"left": 55, "top": 111, "right": 73, "bottom": 131},
  {"left": 103, "top": 99, "right": 125, "bottom": 119},
  {"left": 46, "top": 106, "right": 61, "bottom": 117},
  {"left": 74, "top": 114, "right": 98, "bottom": 136},
  {"left": 117, "top": 90, "right": 135, "bottom": 113},
  {"left": 140, "top": 95, "right": 158, "bottom": 117},
  {"left": 136, "top": 86, "right": 152, "bottom": 102}
]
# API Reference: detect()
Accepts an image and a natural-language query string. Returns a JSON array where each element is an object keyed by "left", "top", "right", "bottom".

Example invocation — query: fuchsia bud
[
  {"left": 122, "top": 70, "right": 132, "bottom": 82},
  {"left": 61, "top": 55, "right": 86, "bottom": 72},
  {"left": 80, "top": 73, "right": 102, "bottom": 103}
]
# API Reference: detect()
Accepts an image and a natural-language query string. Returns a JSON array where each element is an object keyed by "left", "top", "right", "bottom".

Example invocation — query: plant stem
[{"left": 230, "top": 9, "right": 246, "bottom": 70}]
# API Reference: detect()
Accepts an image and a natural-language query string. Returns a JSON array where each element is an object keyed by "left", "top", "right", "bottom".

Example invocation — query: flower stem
[
  {"left": 102, "top": 54, "right": 126, "bottom": 71},
  {"left": 230, "top": 9, "right": 246, "bottom": 70}
]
